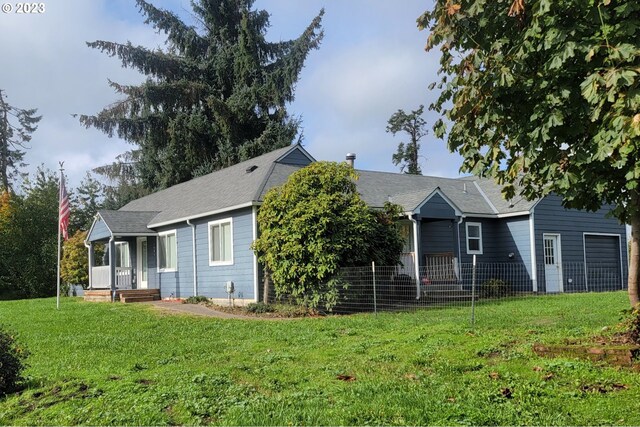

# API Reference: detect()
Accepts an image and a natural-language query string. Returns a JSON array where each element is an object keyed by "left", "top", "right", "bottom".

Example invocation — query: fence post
[
  {"left": 372, "top": 261, "right": 377, "bottom": 315},
  {"left": 471, "top": 254, "right": 477, "bottom": 328}
]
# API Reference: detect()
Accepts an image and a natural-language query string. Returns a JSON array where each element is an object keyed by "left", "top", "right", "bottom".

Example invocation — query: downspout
[
  {"left": 529, "top": 210, "right": 538, "bottom": 292},
  {"left": 187, "top": 220, "right": 198, "bottom": 297},
  {"left": 410, "top": 215, "right": 421, "bottom": 299},
  {"left": 457, "top": 216, "right": 464, "bottom": 284}
]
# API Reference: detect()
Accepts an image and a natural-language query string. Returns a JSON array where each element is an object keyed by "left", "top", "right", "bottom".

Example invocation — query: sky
[{"left": 0, "top": 0, "right": 464, "bottom": 190}]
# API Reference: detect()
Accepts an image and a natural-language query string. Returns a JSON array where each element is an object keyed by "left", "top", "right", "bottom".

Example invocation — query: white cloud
[{"left": 0, "top": 0, "right": 463, "bottom": 191}]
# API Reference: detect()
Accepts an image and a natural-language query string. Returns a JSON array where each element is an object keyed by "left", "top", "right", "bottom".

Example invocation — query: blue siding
[
  {"left": 456, "top": 216, "right": 533, "bottom": 291},
  {"left": 458, "top": 218, "right": 501, "bottom": 263},
  {"left": 153, "top": 208, "right": 256, "bottom": 300},
  {"left": 88, "top": 217, "right": 111, "bottom": 241},
  {"left": 501, "top": 216, "right": 532, "bottom": 275},
  {"left": 194, "top": 208, "right": 255, "bottom": 300},
  {"left": 155, "top": 224, "right": 193, "bottom": 298},
  {"left": 278, "top": 147, "right": 313, "bottom": 166},
  {"left": 421, "top": 220, "right": 456, "bottom": 257},
  {"left": 534, "top": 194, "right": 628, "bottom": 292},
  {"left": 419, "top": 193, "right": 456, "bottom": 219}
]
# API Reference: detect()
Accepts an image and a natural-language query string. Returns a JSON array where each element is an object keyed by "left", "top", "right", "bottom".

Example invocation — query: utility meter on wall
[{"left": 225, "top": 281, "right": 234, "bottom": 294}]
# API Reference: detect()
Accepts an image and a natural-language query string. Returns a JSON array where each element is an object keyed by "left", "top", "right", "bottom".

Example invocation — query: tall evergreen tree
[
  {"left": 387, "top": 105, "right": 427, "bottom": 175},
  {"left": 80, "top": 0, "right": 324, "bottom": 190},
  {"left": 0, "top": 90, "right": 41, "bottom": 192},
  {"left": 92, "top": 151, "right": 149, "bottom": 210}
]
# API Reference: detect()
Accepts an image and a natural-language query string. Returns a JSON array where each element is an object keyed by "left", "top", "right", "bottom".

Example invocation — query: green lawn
[{"left": 0, "top": 292, "right": 638, "bottom": 425}]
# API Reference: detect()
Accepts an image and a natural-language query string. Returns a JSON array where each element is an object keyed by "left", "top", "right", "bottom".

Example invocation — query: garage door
[{"left": 584, "top": 234, "right": 622, "bottom": 292}]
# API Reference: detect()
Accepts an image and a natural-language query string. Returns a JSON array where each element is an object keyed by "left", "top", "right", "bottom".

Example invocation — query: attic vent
[{"left": 245, "top": 165, "right": 258, "bottom": 173}]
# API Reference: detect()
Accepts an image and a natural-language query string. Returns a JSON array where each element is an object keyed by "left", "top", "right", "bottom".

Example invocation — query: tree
[
  {"left": 419, "top": 0, "right": 640, "bottom": 305},
  {"left": 80, "top": 0, "right": 324, "bottom": 191},
  {"left": 252, "top": 162, "right": 403, "bottom": 310},
  {"left": 93, "top": 152, "right": 149, "bottom": 210},
  {"left": 387, "top": 105, "right": 428, "bottom": 175},
  {"left": 61, "top": 230, "right": 90, "bottom": 291},
  {"left": 0, "top": 168, "right": 58, "bottom": 299},
  {"left": 70, "top": 172, "right": 105, "bottom": 233},
  {"left": 0, "top": 90, "right": 41, "bottom": 192}
]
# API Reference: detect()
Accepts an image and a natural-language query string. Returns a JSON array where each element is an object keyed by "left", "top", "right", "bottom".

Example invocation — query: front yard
[{"left": 0, "top": 292, "right": 638, "bottom": 425}]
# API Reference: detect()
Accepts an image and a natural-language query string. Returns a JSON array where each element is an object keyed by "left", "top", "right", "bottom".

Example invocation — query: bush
[
  {"left": 480, "top": 278, "right": 509, "bottom": 298},
  {"left": 184, "top": 295, "right": 209, "bottom": 304},
  {"left": 0, "top": 326, "right": 28, "bottom": 395},
  {"left": 246, "top": 302, "right": 275, "bottom": 314},
  {"left": 620, "top": 306, "right": 640, "bottom": 345}
]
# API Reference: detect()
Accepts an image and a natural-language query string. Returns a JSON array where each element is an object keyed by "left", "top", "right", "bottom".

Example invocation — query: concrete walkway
[{"left": 147, "top": 300, "right": 255, "bottom": 319}]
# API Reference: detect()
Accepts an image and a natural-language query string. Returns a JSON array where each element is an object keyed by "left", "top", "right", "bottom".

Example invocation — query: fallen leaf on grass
[
  {"left": 489, "top": 372, "right": 500, "bottom": 380},
  {"left": 447, "top": 397, "right": 456, "bottom": 403},
  {"left": 543, "top": 373, "right": 554, "bottom": 381},
  {"left": 532, "top": 366, "right": 543, "bottom": 372},
  {"left": 404, "top": 373, "right": 418, "bottom": 381},
  {"left": 336, "top": 374, "right": 356, "bottom": 382}
]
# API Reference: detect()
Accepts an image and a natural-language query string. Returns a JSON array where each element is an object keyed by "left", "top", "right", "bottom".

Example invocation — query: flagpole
[{"left": 56, "top": 162, "right": 64, "bottom": 310}]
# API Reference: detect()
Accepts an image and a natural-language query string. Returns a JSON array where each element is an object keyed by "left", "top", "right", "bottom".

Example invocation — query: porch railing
[{"left": 90, "top": 266, "right": 133, "bottom": 289}]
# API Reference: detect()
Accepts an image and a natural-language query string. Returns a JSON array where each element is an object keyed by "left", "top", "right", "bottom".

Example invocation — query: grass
[{"left": 0, "top": 292, "right": 638, "bottom": 425}]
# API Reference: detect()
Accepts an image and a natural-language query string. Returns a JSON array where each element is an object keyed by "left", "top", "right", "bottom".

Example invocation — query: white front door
[
  {"left": 136, "top": 237, "right": 148, "bottom": 289},
  {"left": 543, "top": 234, "right": 563, "bottom": 293}
]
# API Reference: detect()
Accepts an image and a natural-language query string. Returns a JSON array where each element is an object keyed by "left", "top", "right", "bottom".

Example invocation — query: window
[
  {"left": 209, "top": 218, "right": 233, "bottom": 265},
  {"left": 115, "top": 242, "right": 130, "bottom": 268},
  {"left": 466, "top": 222, "right": 483, "bottom": 254},
  {"left": 158, "top": 230, "right": 177, "bottom": 271}
]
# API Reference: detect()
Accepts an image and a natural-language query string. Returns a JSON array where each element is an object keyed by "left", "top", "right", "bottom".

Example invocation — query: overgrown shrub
[
  {"left": 620, "top": 305, "right": 640, "bottom": 345},
  {"left": 0, "top": 326, "right": 28, "bottom": 395},
  {"left": 480, "top": 278, "right": 509, "bottom": 298},
  {"left": 184, "top": 295, "right": 209, "bottom": 304},
  {"left": 246, "top": 302, "right": 275, "bottom": 314}
]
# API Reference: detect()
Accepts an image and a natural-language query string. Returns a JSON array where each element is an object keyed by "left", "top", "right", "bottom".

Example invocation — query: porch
[
  {"left": 84, "top": 288, "right": 161, "bottom": 303},
  {"left": 89, "top": 266, "right": 135, "bottom": 290}
]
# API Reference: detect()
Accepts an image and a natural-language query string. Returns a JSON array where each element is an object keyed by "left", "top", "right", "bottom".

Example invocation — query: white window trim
[
  {"left": 115, "top": 241, "right": 130, "bottom": 268},
  {"left": 208, "top": 218, "right": 234, "bottom": 266},
  {"left": 158, "top": 230, "right": 178, "bottom": 272},
  {"left": 466, "top": 222, "right": 483, "bottom": 255}
]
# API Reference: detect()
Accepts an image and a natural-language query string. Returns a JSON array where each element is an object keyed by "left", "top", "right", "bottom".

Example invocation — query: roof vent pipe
[
  {"left": 346, "top": 153, "right": 356, "bottom": 168},
  {"left": 463, "top": 182, "right": 467, "bottom": 193}
]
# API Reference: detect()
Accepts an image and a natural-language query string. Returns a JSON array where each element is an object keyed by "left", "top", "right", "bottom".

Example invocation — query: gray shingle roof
[
  {"left": 469, "top": 177, "right": 538, "bottom": 214},
  {"left": 111, "top": 145, "right": 537, "bottom": 230},
  {"left": 354, "top": 170, "right": 508, "bottom": 215},
  {"left": 98, "top": 210, "right": 159, "bottom": 235},
  {"left": 120, "top": 145, "right": 311, "bottom": 226}
]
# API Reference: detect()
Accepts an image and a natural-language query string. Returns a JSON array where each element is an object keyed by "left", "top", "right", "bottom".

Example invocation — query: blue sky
[{"left": 0, "top": 0, "right": 464, "bottom": 189}]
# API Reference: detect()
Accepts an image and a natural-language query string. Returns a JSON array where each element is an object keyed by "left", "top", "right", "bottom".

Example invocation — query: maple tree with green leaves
[{"left": 420, "top": 0, "right": 640, "bottom": 305}]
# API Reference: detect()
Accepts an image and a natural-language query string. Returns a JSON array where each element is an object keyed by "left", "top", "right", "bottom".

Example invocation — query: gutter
[{"left": 187, "top": 219, "right": 198, "bottom": 297}]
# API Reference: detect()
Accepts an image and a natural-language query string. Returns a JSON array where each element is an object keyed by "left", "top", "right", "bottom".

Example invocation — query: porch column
[
  {"left": 108, "top": 238, "right": 116, "bottom": 292},
  {"left": 87, "top": 242, "right": 94, "bottom": 290},
  {"left": 410, "top": 216, "right": 421, "bottom": 299}
]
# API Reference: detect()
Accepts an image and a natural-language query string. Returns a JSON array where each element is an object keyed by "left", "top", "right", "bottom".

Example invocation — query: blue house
[{"left": 85, "top": 144, "right": 628, "bottom": 303}]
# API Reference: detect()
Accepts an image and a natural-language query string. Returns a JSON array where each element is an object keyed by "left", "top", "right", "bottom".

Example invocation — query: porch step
[
  {"left": 84, "top": 289, "right": 160, "bottom": 303},
  {"left": 423, "top": 289, "right": 474, "bottom": 301},
  {"left": 121, "top": 295, "right": 159, "bottom": 303},
  {"left": 83, "top": 290, "right": 112, "bottom": 302},
  {"left": 117, "top": 289, "right": 160, "bottom": 299}
]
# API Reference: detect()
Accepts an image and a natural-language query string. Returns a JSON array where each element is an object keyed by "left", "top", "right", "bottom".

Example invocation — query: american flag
[{"left": 59, "top": 174, "right": 70, "bottom": 240}]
